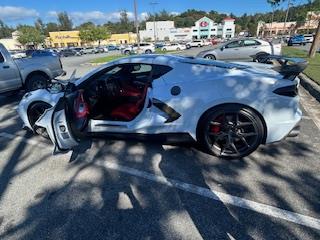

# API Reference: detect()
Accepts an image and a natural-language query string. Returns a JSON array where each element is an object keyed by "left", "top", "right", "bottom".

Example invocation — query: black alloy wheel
[
  {"left": 26, "top": 75, "right": 48, "bottom": 92},
  {"left": 204, "top": 54, "right": 216, "bottom": 60},
  {"left": 198, "top": 105, "right": 264, "bottom": 159}
]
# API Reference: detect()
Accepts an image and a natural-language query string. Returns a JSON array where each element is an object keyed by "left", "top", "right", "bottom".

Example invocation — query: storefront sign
[{"left": 200, "top": 21, "right": 209, "bottom": 27}]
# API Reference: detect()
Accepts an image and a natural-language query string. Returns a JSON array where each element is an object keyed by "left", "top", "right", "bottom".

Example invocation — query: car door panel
[
  {"left": 50, "top": 93, "right": 82, "bottom": 151},
  {"left": 0, "top": 56, "right": 22, "bottom": 92}
]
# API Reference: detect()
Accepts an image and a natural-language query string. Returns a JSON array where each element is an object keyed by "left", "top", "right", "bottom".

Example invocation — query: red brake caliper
[{"left": 210, "top": 115, "right": 224, "bottom": 133}]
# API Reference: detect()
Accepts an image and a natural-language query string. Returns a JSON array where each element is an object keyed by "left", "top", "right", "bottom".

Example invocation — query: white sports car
[{"left": 18, "top": 54, "right": 306, "bottom": 159}]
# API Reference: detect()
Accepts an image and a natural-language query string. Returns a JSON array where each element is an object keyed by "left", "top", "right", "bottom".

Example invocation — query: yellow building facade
[
  {"left": 106, "top": 33, "right": 137, "bottom": 45},
  {"left": 48, "top": 31, "right": 82, "bottom": 48},
  {"left": 48, "top": 31, "right": 137, "bottom": 47}
]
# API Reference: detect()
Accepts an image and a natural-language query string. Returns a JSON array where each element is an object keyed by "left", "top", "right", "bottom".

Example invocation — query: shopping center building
[
  {"left": 191, "top": 17, "right": 235, "bottom": 39},
  {"left": 139, "top": 16, "right": 235, "bottom": 42},
  {"left": 47, "top": 31, "right": 137, "bottom": 48}
]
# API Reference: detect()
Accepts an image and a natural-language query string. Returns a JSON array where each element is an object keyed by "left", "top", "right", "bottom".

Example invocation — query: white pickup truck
[{"left": 0, "top": 44, "right": 65, "bottom": 93}]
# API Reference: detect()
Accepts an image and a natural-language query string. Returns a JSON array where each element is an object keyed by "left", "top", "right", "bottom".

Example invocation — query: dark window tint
[
  {"left": 225, "top": 40, "right": 242, "bottom": 48},
  {"left": 243, "top": 40, "right": 261, "bottom": 46},
  {"left": 0, "top": 52, "right": 4, "bottom": 62},
  {"left": 152, "top": 65, "right": 173, "bottom": 80}
]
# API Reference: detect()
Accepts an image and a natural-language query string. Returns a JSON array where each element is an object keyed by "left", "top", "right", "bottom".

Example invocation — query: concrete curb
[{"left": 299, "top": 73, "right": 320, "bottom": 103}]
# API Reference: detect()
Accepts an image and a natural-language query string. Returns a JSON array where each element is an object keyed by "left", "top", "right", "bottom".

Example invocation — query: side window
[
  {"left": 152, "top": 65, "right": 173, "bottom": 80},
  {"left": 243, "top": 40, "right": 260, "bottom": 47},
  {"left": 86, "top": 65, "right": 124, "bottom": 84},
  {"left": 0, "top": 52, "right": 4, "bottom": 63},
  {"left": 131, "top": 64, "right": 152, "bottom": 74},
  {"left": 225, "top": 40, "right": 242, "bottom": 48}
]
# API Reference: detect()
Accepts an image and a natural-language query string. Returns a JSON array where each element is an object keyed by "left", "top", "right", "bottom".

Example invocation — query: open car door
[{"left": 51, "top": 87, "right": 89, "bottom": 152}]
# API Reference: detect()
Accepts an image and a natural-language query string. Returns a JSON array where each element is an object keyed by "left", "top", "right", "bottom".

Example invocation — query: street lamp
[{"left": 150, "top": 1, "right": 159, "bottom": 43}]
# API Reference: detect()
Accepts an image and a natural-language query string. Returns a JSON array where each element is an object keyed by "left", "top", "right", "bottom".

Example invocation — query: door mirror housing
[{"left": 220, "top": 46, "right": 225, "bottom": 51}]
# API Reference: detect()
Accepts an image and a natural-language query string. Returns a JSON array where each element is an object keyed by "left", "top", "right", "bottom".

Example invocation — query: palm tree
[{"left": 267, "top": 0, "right": 281, "bottom": 36}]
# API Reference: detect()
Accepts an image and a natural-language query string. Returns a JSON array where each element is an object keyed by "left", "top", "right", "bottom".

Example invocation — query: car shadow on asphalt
[
  {"left": 0, "top": 131, "right": 319, "bottom": 239},
  {"left": 0, "top": 96, "right": 320, "bottom": 239}
]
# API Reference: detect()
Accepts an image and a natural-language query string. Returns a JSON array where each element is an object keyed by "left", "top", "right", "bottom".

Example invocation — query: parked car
[
  {"left": 45, "top": 48, "right": 61, "bottom": 56},
  {"left": 155, "top": 42, "right": 166, "bottom": 49},
  {"left": 60, "top": 49, "right": 77, "bottom": 57},
  {"left": 18, "top": 54, "right": 306, "bottom": 159},
  {"left": 196, "top": 38, "right": 282, "bottom": 61},
  {"left": 71, "top": 47, "right": 84, "bottom": 56},
  {"left": 210, "top": 38, "right": 222, "bottom": 45},
  {"left": 287, "top": 35, "right": 306, "bottom": 46},
  {"left": 0, "top": 43, "right": 64, "bottom": 93},
  {"left": 303, "top": 34, "right": 314, "bottom": 43},
  {"left": 186, "top": 40, "right": 205, "bottom": 49},
  {"left": 161, "top": 43, "right": 186, "bottom": 51},
  {"left": 122, "top": 43, "right": 155, "bottom": 55},
  {"left": 98, "top": 46, "right": 108, "bottom": 53},
  {"left": 107, "top": 45, "right": 119, "bottom": 51},
  {"left": 82, "top": 47, "right": 95, "bottom": 54},
  {"left": 9, "top": 50, "right": 26, "bottom": 59},
  {"left": 30, "top": 50, "right": 58, "bottom": 57}
]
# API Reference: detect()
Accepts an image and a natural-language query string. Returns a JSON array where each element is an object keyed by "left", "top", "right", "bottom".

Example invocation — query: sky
[{"left": 0, "top": 0, "right": 310, "bottom": 26}]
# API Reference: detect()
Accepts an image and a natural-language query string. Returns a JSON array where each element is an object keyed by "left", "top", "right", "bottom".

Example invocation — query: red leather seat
[
  {"left": 119, "top": 84, "right": 142, "bottom": 98},
  {"left": 111, "top": 85, "right": 148, "bottom": 121}
]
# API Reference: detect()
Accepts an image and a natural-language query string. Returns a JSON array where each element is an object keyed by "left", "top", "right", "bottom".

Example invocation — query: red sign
[{"left": 200, "top": 21, "right": 209, "bottom": 27}]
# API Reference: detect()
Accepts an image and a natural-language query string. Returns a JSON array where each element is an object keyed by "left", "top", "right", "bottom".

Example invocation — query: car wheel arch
[
  {"left": 27, "top": 101, "right": 52, "bottom": 127},
  {"left": 25, "top": 71, "right": 50, "bottom": 86},
  {"left": 204, "top": 54, "right": 216, "bottom": 60},
  {"left": 196, "top": 103, "right": 268, "bottom": 144}
]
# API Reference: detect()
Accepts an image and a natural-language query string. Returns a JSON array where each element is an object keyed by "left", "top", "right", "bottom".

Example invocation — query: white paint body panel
[{"left": 18, "top": 55, "right": 301, "bottom": 150}]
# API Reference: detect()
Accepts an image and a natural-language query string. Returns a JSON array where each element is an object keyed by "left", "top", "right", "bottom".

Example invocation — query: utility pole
[
  {"left": 283, "top": 0, "right": 292, "bottom": 35},
  {"left": 308, "top": 20, "right": 320, "bottom": 58},
  {"left": 134, "top": 0, "right": 140, "bottom": 49},
  {"left": 150, "top": 1, "right": 158, "bottom": 43}
]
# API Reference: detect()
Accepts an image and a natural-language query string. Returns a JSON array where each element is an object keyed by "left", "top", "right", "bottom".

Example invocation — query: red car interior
[{"left": 111, "top": 84, "right": 149, "bottom": 121}]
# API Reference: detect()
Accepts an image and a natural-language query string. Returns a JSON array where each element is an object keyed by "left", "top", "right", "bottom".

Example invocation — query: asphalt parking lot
[{"left": 0, "top": 48, "right": 319, "bottom": 240}]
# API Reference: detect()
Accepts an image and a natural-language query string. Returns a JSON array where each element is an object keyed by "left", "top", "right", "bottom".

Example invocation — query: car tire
[
  {"left": 176, "top": 47, "right": 181, "bottom": 51},
  {"left": 124, "top": 50, "right": 131, "bottom": 55},
  {"left": 197, "top": 104, "right": 265, "bottom": 159},
  {"left": 204, "top": 54, "right": 216, "bottom": 60},
  {"left": 186, "top": 45, "right": 191, "bottom": 49},
  {"left": 145, "top": 49, "right": 152, "bottom": 54},
  {"left": 254, "top": 52, "right": 269, "bottom": 63},
  {"left": 25, "top": 74, "right": 49, "bottom": 92},
  {"left": 162, "top": 48, "right": 167, "bottom": 51},
  {"left": 28, "top": 102, "right": 52, "bottom": 139},
  {"left": 198, "top": 44, "right": 201, "bottom": 47}
]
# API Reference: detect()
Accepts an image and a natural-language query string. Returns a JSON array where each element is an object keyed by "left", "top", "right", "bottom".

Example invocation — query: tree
[
  {"left": 35, "top": 18, "right": 46, "bottom": 35},
  {"left": 79, "top": 24, "right": 110, "bottom": 46},
  {"left": 119, "top": 10, "right": 133, "bottom": 33},
  {"left": 309, "top": 21, "right": 320, "bottom": 58},
  {"left": 267, "top": 0, "right": 281, "bottom": 35},
  {"left": 57, "top": 12, "right": 73, "bottom": 31},
  {"left": 16, "top": 25, "right": 45, "bottom": 48},
  {"left": 46, "top": 22, "right": 60, "bottom": 33},
  {"left": 94, "top": 26, "right": 111, "bottom": 46},
  {"left": 0, "top": 20, "right": 13, "bottom": 38}
]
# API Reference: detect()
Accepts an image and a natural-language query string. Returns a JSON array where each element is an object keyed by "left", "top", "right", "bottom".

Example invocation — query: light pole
[
  {"left": 150, "top": 1, "right": 158, "bottom": 43},
  {"left": 283, "top": 0, "right": 292, "bottom": 35},
  {"left": 134, "top": 0, "right": 140, "bottom": 49}
]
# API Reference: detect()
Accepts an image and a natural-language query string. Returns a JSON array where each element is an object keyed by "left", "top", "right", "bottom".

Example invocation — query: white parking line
[{"left": 1, "top": 132, "right": 320, "bottom": 231}]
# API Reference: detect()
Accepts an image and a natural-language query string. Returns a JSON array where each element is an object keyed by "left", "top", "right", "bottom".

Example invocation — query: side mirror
[{"left": 220, "top": 46, "right": 225, "bottom": 51}]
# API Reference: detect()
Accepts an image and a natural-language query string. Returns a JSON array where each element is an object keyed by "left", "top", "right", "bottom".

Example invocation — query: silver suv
[{"left": 122, "top": 43, "right": 155, "bottom": 55}]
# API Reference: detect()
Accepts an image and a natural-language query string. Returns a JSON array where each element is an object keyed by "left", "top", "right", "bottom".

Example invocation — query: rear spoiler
[{"left": 253, "top": 54, "right": 308, "bottom": 80}]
